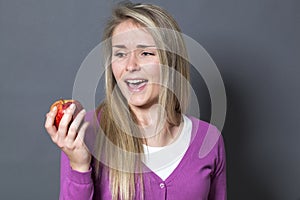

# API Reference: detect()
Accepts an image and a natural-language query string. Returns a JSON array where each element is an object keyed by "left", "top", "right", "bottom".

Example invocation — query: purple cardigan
[{"left": 59, "top": 113, "right": 227, "bottom": 200}]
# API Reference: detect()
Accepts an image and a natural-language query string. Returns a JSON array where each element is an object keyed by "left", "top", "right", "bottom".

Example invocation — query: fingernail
[
  {"left": 70, "top": 103, "right": 76, "bottom": 110},
  {"left": 52, "top": 106, "right": 57, "bottom": 111}
]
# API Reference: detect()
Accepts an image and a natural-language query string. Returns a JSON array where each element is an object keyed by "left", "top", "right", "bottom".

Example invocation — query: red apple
[{"left": 50, "top": 99, "right": 83, "bottom": 129}]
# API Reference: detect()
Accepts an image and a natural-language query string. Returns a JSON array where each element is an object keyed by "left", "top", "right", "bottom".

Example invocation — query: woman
[{"left": 45, "top": 2, "right": 226, "bottom": 200}]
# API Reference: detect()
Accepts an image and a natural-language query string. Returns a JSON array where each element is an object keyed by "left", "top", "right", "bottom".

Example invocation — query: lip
[{"left": 124, "top": 78, "right": 148, "bottom": 92}]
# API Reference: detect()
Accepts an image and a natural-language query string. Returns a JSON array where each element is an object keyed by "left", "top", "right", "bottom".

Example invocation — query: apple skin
[{"left": 50, "top": 99, "right": 83, "bottom": 129}]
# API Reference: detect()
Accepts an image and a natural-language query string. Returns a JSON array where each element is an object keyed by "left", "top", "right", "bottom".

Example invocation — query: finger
[
  {"left": 57, "top": 103, "right": 76, "bottom": 139},
  {"left": 75, "top": 121, "right": 90, "bottom": 145},
  {"left": 44, "top": 106, "right": 58, "bottom": 137},
  {"left": 67, "top": 109, "right": 87, "bottom": 141}
]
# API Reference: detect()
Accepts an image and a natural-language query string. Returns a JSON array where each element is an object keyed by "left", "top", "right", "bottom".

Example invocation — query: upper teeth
[{"left": 126, "top": 80, "right": 147, "bottom": 84}]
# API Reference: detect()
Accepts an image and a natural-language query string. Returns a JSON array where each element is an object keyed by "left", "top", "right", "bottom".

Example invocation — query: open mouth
[{"left": 125, "top": 79, "right": 148, "bottom": 91}]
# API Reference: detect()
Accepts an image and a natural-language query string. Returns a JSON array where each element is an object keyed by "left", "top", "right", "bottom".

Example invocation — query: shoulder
[
  {"left": 187, "top": 116, "right": 225, "bottom": 159},
  {"left": 187, "top": 116, "right": 221, "bottom": 141}
]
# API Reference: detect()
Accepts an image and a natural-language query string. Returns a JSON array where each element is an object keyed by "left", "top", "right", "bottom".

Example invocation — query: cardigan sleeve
[
  {"left": 59, "top": 151, "right": 94, "bottom": 200},
  {"left": 59, "top": 111, "right": 99, "bottom": 200},
  {"left": 208, "top": 134, "right": 227, "bottom": 200}
]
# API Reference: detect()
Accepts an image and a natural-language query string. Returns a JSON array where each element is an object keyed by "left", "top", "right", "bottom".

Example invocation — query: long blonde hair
[{"left": 94, "top": 2, "right": 190, "bottom": 199}]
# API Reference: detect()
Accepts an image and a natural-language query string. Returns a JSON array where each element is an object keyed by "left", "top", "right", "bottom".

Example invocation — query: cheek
[
  {"left": 111, "top": 64, "right": 122, "bottom": 81},
  {"left": 148, "top": 63, "right": 161, "bottom": 82}
]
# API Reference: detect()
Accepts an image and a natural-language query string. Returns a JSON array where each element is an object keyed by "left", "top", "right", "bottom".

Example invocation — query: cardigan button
[{"left": 159, "top": 183, "right": 165, "bottom": 189}]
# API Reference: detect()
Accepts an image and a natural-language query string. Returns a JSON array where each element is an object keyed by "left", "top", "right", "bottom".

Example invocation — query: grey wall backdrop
[{"left": 0, "top": 0, "right": 299, "bottom": 199}]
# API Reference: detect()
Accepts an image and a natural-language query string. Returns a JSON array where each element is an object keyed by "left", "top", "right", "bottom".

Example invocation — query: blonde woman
[{"left": 45, "top": 2, "right": 226, "bottom": 200}]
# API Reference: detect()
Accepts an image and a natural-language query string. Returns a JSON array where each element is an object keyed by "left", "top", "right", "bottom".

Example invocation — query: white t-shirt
[{"left": 142, "top": 115, "right": 192, "bottom": 181}]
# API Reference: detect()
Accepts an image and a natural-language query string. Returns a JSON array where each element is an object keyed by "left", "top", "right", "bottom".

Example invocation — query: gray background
[{"left": 0, "top": 0, "right": 299, "bottom": 199}]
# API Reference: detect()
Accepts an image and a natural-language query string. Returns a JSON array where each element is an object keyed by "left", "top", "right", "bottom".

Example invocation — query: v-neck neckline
[{"left": 143, "top": 116, "right": 199, "bottom": 183}]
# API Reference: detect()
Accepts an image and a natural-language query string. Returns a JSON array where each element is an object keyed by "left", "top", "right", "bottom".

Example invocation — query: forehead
[{"left": 112, "top": 20, "right": 155, "bottom": 46}]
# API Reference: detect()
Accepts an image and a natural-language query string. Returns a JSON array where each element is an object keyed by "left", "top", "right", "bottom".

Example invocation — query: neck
[
  {"left": 130, "top": 104, "right": 162, "bottom": 126},
  {"left": 130, "top": 105, "right": 182, "bottom": 147}
]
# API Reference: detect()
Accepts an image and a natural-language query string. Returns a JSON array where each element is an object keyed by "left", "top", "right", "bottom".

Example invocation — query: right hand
[{"left": 45, "top": 104, "right": 92, "bottom": 172}]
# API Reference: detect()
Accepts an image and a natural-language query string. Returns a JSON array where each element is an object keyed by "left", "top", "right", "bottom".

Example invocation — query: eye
[
  {"left": 114, "top": 52, "right": 127, "bottom": 58},
  {"left": 141, "top": 51, "right": 155, "bottom": 56}
]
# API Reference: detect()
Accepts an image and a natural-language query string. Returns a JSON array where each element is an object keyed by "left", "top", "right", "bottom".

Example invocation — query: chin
[
  {"left": 128, "top": 99, "right": 148, "bottom": 108},
  {"left": 128, "top": 96, "right": 158, "bottom": 109}
]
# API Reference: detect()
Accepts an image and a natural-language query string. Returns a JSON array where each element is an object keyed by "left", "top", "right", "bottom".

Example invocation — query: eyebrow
[{"left": 112, "top": 44, "right": 156, "bottom": 49}]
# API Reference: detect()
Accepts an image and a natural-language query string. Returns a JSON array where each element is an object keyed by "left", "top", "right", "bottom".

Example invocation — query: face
[{"left": 111, "top": 20, "right": 161, "bottom": 110}]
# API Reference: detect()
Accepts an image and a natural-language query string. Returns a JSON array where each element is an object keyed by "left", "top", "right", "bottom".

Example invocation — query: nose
[{"left": 126, "top": 51, "right": 140, "bottom": 72}]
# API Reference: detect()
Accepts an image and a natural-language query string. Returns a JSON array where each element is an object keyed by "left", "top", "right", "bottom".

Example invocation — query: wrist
[{"left": 70, "top": 162, "right": 91, "bottom": 173}]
